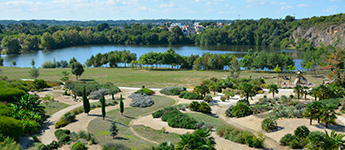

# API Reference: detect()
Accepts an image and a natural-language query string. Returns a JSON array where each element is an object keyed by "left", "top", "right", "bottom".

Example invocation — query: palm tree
[
  {"left": 293, "top": 85, "right": 303, "bottom": 100},
  {"left": 324, "top": 130, "right": 345, "bottom": 150},
  {"left": 176, "top": 129, "right": 215, "bottom": 150},
  {"left": 268, "top": 83, "right": 279, "bottom": 98},
  {"left": 316, "top": 85, "right": 331, "bottom": 100},
  {"left": 303, "top": 101, "right": 322, "bottom": 125},
  {"left": 240, "top": 82, "right": 255, "bottom": 101},
  {"left": 302, "top": 86, "right": 309, "bottom": 100},
  {"left": 320, "top": 103, "right": 337, "bottom": 128},
  {"left": 309, "top": 87, "right": 318, "bottom": 101}
]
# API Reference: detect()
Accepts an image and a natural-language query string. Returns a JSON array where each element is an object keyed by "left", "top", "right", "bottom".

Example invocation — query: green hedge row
[
  {"left": 0, "top": 116, "right": 23, "bottom": 141},
  {"left": 153, "top": 107, "right": 198, "bottom": 129},
  {"left": 0, "top": 87, "right": 26, "bottom": 103}
]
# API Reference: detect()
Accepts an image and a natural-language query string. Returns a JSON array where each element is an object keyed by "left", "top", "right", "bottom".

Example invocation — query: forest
[{"left": 0, "top": 13, "right": 345, "bottom": 70}]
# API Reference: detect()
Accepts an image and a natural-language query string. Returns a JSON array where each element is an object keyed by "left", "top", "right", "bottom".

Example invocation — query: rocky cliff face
[{"left": 290, "top": 23, "right": 345, "bottom": 48}]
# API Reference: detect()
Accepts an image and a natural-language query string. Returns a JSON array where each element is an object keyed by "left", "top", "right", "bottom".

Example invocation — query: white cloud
[
  {"left": 246, "top": 5, "right": 253, "bottom": 8},
  {"left": 158, "top": 3, "right": 175, "bottom": 8},
  {"left": 271, "top": 1, "right": 286, "bottom": 5},
  {"left": 206, "top": 2, "right": 211, "bottom": 5},
  {"left": 297, "top": 4, "right": 310, "bottom": 7},
  {"left": 187, "top": 10, "right": 197, "bottom": 13},
  {"left": 329, "top": 0, "right": 343, "bottom": 2},
  {"left": 280, "top": 5, "right": 292, "bottom": 10},
  {"left": 246, "top": 0, "right": 266, "bottom": 5},
  {"left": 322, "top": 6, "right": 338, "bottom": 13}
]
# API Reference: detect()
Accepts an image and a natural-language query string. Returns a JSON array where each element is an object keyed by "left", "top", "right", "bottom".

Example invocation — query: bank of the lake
[
  {"left": 0, "top": 67, "right": 323, "bottom": 88},
  {"left": 1, "top": 45, "right": 303, "bottom": 69}
]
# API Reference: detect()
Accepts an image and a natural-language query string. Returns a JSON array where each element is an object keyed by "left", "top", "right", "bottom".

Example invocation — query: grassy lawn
[
  {"left": 186, "top": 112, "right": 226, "bottom": 129},
  {"left": 87, "top": 95, "right": 175, "bottom": 149},
  {"left": 0, "top": 67, "right": 327, "bottom": 88},
  {"left": 42, "top": 101, "right": 69, "bottom": 116},
  {"left": 132, "top": 125, "right": 181, "bottom": 144}
]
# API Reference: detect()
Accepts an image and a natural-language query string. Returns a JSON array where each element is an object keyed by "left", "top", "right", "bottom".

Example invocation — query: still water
[{"left": 1, "top": 45, "right": 303, "bottom": 70}]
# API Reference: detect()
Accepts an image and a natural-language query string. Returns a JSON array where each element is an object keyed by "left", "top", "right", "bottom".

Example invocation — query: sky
[{"left": 0, "top": 0, "right": 344, "bottom": 21}]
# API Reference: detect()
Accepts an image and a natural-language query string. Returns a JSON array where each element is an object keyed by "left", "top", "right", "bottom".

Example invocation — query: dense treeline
[
  {"left": 1, "top": 13, "right": 345, "bottom": 55},
  {"left": 86, "top": 48, "right": 294, "bottom": 71}
]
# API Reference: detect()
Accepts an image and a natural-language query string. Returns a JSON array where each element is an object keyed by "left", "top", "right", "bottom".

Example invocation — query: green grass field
[
  {"left": 0, "top": 67, "right": 326, "bottom": 88},
  {"left": 87, "top": 95, "right": 175, "bottom": 149},
  {"left": 42, "top": 101, "right": 70, "bottom": 116},
  {"left": 186, "top": 112, "right": 226, "bottom": 129},
  {"left": 132, "top": 125, "right": 181, "bottom": 144}
]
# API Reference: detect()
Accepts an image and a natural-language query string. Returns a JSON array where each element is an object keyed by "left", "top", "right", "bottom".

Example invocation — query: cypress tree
[
  {"left": 101, "top": 93, "right": 106, "bottom": 120},
  {"left": 82, "top": 86, "right": 90, "bottom": 115},
  {"left": 120, "top": 94, "right": 124, "bottom": 115}
]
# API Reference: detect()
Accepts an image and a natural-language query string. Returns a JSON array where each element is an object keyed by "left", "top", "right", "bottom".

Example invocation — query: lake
[{"left": 0, "top": 45, "right": 304, "bottom": 70}]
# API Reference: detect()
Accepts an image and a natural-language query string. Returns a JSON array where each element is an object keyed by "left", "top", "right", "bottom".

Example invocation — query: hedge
[
  {"left": 0, "top": 116, "right": 23, "bottom": 141},
  {"left": 0, "top": 87, "right": 26, "bottom": 103}
]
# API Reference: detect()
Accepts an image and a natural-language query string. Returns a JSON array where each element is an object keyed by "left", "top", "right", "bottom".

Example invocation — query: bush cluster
[
  {"left": 189, "top": 101, "right": 212, "bottom": 114},
  {"left": 29, "top": 79, "right": 49, "bottom": 91},
  {"left": 102, "top": 143, "right": 131, "bottom": 150},
  {"left": 226, "top": 101, "right": 252, "bottom": 118},
  {"left": 71, "top": 141, "right": 86, "bottom": 150},
  {"left": 135, "top": 88, "right": 155, "bottom": 95},
  {"left": 65, "top": 81, "right": 119, "bottom": 97},
  {"left": 55, "top": 112, "right": 76, "bottom": 128},
  {"left": 216, "top": 124, "right": 264, "bottom": 148},
  {"left": 128, "top": 93, "right": 154, "bottom": 107},
  {"left": 55, "top": 129, "right": 71, "bottom": 143},
  {"left": 271, "top": 104, "right": 305, "bottom": 118},
  {"left": 0, "top": 87, "right": 26, "bottom": 103},
  {"left": 203, "top": 95, "right": 213, "bottom": 103},
  {"left": 0, "top": 116, "right": 23, "bottom": 141},
  {"left": 89, "top": 89, "right": 109, "bottom": 99},
  {"left": 160, "top": 86, "right": 186, "bottom": 95},
  {"left": 178, "top": 91, "right": 203, "bottom": 100},
  {"left": 152, "top": 107, "right": 199, "bottom": 129},
  {"left": 261, "top": 117, "right": 277, "bottom": 132},
  {"left": 280, "top": 125, "right": 310, "bottom": 149}
]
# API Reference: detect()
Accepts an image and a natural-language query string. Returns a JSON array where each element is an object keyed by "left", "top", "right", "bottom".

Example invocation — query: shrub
[
  {"left": 153, "top": 107, "right": 198, "bottom": 129},
  {"left": 128, "top": 93, "right": 154, "bottom": 107},
  {"left": 135, "top": 88, "right": 155, "bottom": 95},
  {"left": 152, "top": 107, "right": 176, "bottom": 118},
  {"left": 238, "top": 99, "right": 250, "bottom": 105},
  {"left": 189, "top": 101, "right": 200, "bottom": 111},
  {"left": 54, "top": 129, "right": 71, "bottom": 139},
  {"left": 160, "top": 86, "right": 186, "bottom": 95},
  {"left": 71, "top": 107, "right": 84, "bottom": 115},
  {"left": 89, "top": 89, "right": 109, "bottom": 99},
  {"left": 0, "top": 103, "right": 12, "bottom": 116},
  {"left": 0, "top": 116, "right": 23, "bottom": 141},
  {"left": 225, "top": 105, "right": 234, "bottom": 117},
  {"left": 261, "top": 117, "right": 277, "bottom": 132},
  {"left": 179, "top": 91, "right": 203, "bottom": 100},
  {"left": 280, "top": 133, "right": 297, "bottom": 146},
  {"left": 232, "top": 102, "right": 252, "bottom": 118},
  {"left": 31, "top": 79, "right": 49, "bottom": 90},
  {"left": 0, "top": 136, "right": 22, "bottom": 150},
  {"left": 305, "top": 131, "right": 325, "bottom": 148},
  {"left": 220, "top": 96, "right": 226, "bottom": 101},
  {"left": 55, "top": 112, "right": 76, "bottom": 128},
  {"left": 58, "top": 134, "right": 71, "bottom": 143},
  {"left": 294, "top": 125, "right": 310, "bottom": 139},
  {"left": 0, "top": 87, "right": 26, "bottom": 103},
  {"left": 71, "top": 141, "right": 86, "bottom": 150},
  {"left": 203, "top": 95, "right": 213, "bottom": 103},
  {"left": 216, "top": 124, "right": 263, "bottom": 148},
  {"left": 199, "top": 102, "right": 212, "bottom": 113},
  {"left": 102, "top": 143, "right": 130, "bottom": 150}
]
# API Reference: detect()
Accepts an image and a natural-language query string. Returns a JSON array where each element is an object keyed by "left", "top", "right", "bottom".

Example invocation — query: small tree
[
  {"left": 293, "top": 85, "right": 303, "bottom": 100},
  {"left": 30, "top": 59, "right": 35, "bottom": 68},
  {"left": 100, "top": 93, "right": 106, "bottom": 120},
  {"left": 120, "top": 94, "right": 124, "bottom": 115},
  {"left": 274, "top": 64, "right": 281, "bottom": 85},
  {"left": 60, "top": 71, "right": 70, "bottom": 82},
  {"left": 109, "top": 121, "right": 119, "bottom": 139},
  {"left": 29, "top": 68, "right": 40, "bottom": 79},
  {"left": 11, "top": 60, "right": 16, "bottom": 67},
  {"left": 320, "top": 103, "right": 337, "bottom": 128},
  {"left": 82, "top": 86, "right": 90, "bottom": 115},
  {"left": 303, "top": 101, "right": 322, "bottom": 125},
  {"left": 108, "top": 87, "right": 120, "bottom": 100},
  {"left": 240, "top": 82, "right": 255, "bottom": 101},
  {"left": 268, "top": 83, "right": 279, "bottom": 98},
  {"left": 71, "top": 62, "right": 84, "bottom": 80}
]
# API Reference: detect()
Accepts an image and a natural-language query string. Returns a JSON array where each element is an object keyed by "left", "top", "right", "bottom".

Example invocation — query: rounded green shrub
[
  {"left": 0, "top": 88, "right": 26, "bottom": 103},
  {"left": 0, "top": 103, "right": 11, "bottom": 116},
  {"left": 135, "top": 88, "right": 155, "bottom": 95},
  {"left": 0, "top": 116, "right": 23, "bottom": 141},
  {"left": 189, "top": 101, "right": 200, "bottom": 111},
  {"left": 261, "top": 117, "right": 277, "bottom": 132},
  {"left": 102, "top": 143, "right": 130, "bottom": 150},
  {"left": 199, "top": 102, "right": 212, "bottom": 113},
  {"left": 71, "top": 141, "right": 86, "bottom": 150},
  {"left": 203, "top": 95, "right": 213, "bottom": 103},
  {"left": 232, "top": 102, "right": 252, "bottom": 118},
  {"left": 225, "top": 105, "right": 234, "bottom": 117},
  {"left": 160, "top": 86, "right": 186, "bottom": 95},
  {"left": 280, "top": 133, "right": 297, "bottom": 146},
  {"left": 58, "top": 134, "right": 71, "bottom": 143},
  {"left": 294, "top": 125, "right": 310, "bottom": 139}
]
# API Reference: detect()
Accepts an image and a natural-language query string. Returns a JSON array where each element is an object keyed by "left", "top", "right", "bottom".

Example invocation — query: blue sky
[{"left": 0, "top": 0, "right": 344, "bottom": 20}]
